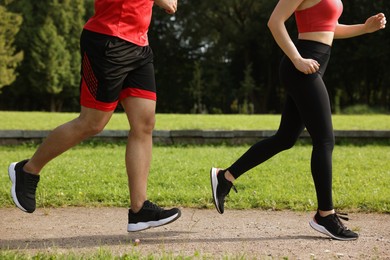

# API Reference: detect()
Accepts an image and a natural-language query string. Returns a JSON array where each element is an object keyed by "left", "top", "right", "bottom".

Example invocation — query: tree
[
  {"left": 155, "top": 0, "right": 282, "bottom": 113},
  {"left": 0, "top": 4, "right": 23, "bottom": 90},
  {"left": 29, "top": 17, "right": 71, "bottom": 111},
  {"left": 238, "top": 63, "right": 256, "bottom": 114},
  {"left": 189, "top": 61, "right": 207, "bottom": 114},
  {"left": 0, "top": 0, "right": 388, "bottom": 112},
  {"left": 1, "top": 0, "right": 86, "bottom": 111}
]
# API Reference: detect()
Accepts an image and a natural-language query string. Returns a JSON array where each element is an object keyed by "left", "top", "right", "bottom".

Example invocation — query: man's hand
[{"left": 154, "top": 0, "right": 177, "bottom": 14}]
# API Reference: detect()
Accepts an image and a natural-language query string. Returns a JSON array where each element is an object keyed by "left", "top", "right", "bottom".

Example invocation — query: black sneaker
[
  {"left": 8, "top": 160, "right": 40, "bottom": 213},
  {"left": 127, "top": 200, "right": 181, "bottom": 232},
  {"left": 309, "top": 211, "right": 359, "bottom": 241},
  {"left": 210, "top": 167, "right": 237, "bottom": 214}
]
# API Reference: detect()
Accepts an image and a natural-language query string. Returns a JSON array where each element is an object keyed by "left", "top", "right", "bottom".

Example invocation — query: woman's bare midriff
[{"left": 298, "top": 31, "right": 334, "bottom": 46}]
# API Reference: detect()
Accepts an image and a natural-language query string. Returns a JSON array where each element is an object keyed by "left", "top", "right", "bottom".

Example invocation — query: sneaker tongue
[
  {"left": 143, "top": 200, "right": 161, "bottom": 210},
  {"left": 25, "top": 174, "right": 39, "bottom": 193}
]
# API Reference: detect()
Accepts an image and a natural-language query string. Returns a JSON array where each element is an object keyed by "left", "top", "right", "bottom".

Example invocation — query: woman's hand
[
  {"left": 154, "top": 0, "right": 177, "bottom": 14},
  {"left": 364, "top": 13, "right": 386, "bottom": 33},
  {"left": 293, "top": 57, "right": 320, "bottom": 75}
]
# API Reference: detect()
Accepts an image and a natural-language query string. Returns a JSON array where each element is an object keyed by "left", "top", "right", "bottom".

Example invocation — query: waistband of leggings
[{"left": 295, "top": 39, "right": 331, "bottom": 54}]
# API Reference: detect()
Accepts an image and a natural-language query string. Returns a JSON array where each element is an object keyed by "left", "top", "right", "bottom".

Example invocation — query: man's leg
[
  {"left": 121, "top": 97, "right": 156, "bottom": 212},
  {"left": 9, "top": 106, "right": 113, "bottom": 213},
  {"left": 122, "top": 96, "right": 181, "bottom": 232},
  {"left": 23, "top": 106, "right": 114, "bottom": 174}
]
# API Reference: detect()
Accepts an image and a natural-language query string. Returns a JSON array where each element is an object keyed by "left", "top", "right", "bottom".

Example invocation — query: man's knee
[
  {"left": 74, "top": 116, "right": 108, "bottom": 136},
  {"left": 141, "top": 116, "right": 156, "bottom": 134},
  {"left": 131, "top": 116, "right": 155, "bottom": 136}
]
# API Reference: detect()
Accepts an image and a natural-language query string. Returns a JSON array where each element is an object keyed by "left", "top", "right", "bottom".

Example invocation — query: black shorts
[{"left": 80, "top": 29, "right": 156, "bottom": 111}]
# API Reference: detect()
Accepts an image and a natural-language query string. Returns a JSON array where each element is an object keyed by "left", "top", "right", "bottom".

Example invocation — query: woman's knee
[
  {"left": 280, "top": 138, "right": 297, "bottom": 150},
  {"left": 312, "top": 135, "right": 335, "bottom": 151},
  {"left": 273, "top": 133, "right": 298, "bottom": 150}
]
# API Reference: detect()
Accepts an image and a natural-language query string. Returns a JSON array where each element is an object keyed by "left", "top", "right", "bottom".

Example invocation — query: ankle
[
  {"left": 224, "top": 170, "right": 236, "bottom": 183},
  {"left": 130, "top": 200, "right": 146, "bottom": 213},
  {"left": 319, "top": 209, "right": 335, "bottom": 217},
  {"left": 23, "top": 163, "right": 40, "bottom": 175}
]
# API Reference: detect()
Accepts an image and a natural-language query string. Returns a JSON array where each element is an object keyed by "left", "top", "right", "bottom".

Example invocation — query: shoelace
[
  {"left": 333, "top": 212, "right": 350, "bottom": 230},
  {"left": 25, "top": 175, "right": 39, "bottom": 194},
  {"left": 336, "top": 212, "right": 349, "bottom": 221}
]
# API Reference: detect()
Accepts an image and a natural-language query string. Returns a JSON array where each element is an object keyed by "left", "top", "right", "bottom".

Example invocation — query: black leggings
[{"left": 228, "top": 40, "right": 334, "bottom": 211}]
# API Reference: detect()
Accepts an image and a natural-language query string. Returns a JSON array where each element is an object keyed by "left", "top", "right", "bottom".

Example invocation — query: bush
[{"left": 342, "top": 104, "right": 388, "bottom": 115}]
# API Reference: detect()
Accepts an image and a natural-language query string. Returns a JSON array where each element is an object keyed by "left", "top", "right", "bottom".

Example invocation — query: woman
[{"left": 210, "top": 0, "right": 386, "bottom": 241}]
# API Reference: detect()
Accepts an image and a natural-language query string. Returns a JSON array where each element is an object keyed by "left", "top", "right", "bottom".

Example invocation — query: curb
[{"left": 0, "top": 129, "right": 389, "bottom": 145}]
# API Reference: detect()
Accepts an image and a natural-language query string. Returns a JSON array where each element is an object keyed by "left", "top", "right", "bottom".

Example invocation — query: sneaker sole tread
[
  {"left": 210, "top": 167, "right": 222, "bottom": 214},
  {"left": 127, "top": 212, "right": 181, "bottom": 232},
  {"left": 8, "top": 162, "right": 28, "bottom": 213},
  {"left": 309, "top": 219, "right": 358, "bottom": 241}
]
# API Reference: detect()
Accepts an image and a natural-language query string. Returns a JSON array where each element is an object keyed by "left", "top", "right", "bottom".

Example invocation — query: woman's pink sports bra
[{"left": 295, "top": 0, "right": 343, "bottom": 33}]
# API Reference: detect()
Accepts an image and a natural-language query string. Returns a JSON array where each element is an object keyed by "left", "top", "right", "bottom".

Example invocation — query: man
[{"left": 8, "top": 0, "right": 181, "bottom": 232}]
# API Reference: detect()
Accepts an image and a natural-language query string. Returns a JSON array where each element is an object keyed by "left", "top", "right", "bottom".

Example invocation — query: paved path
[{"left": 1, "top": 208, "right": 389, "bottom": 258}]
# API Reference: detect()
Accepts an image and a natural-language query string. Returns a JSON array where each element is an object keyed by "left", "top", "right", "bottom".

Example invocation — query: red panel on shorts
[
  {"left": 120, "top": 88, "right": 157, "bottom": 101},
  {"left": 80, "top": 78, "right": 118, "bottom": 111}
]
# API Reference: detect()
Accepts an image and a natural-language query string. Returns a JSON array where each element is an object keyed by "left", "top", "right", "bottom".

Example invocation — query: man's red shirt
[{"left": 84, "top": 0, "right": 154, "bottom": 46}]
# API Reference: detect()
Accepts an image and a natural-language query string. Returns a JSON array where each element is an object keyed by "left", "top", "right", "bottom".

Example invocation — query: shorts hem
[{"left": 120, "top": 88, "right": 156, "bottom": 101}]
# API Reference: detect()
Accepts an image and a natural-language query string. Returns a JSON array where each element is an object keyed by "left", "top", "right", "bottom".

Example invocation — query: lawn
[
  {"left": 1, "top": 143, "right": 389, "bottom": 213},
  {"left": 0, "top": 111, "right": 389, "bottom": 130},
  {"left": 1, "top": 112, "right": 389, "bottom": 212}
]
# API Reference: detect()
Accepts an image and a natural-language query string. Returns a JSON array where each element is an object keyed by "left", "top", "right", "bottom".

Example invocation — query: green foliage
[
  {"left": 237, "top": 63, "right": 256, "bottom": 114},
  {"left": 0, "top": 248, "right": 207, "bottom": 260},
  {"left": 1, "top": 0, "right": 86, "bottom": 111},
  {"left": 189, "top": 61, "right": 207, "bottom": 114},
  {"left": 0, "top": 0, "right": 389, "bottom": 113},
  {"left": 0, "top": 3, "right": 23, "bottom": 89},
  {"left": 29, "top": 17, "right": 71, "bottom": 95},
  {"left": 342, "top": 104, "right": 389, "bottom": 114}
]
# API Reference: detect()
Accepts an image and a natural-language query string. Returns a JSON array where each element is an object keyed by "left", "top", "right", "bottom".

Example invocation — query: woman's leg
[
  {"left": 227, "top": 95, "right": 305, "bottom": 179},
  {"left": 288, "top": 74, "right": 335, "bottom": 211},
  {"left": 210, "top": 96, "right": 305, "bottom": 214}
]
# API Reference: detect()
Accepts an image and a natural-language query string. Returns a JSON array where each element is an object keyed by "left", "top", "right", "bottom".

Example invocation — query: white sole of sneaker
[
  {"left": 309, "top": 219, "right": 357, "bottom": 241},
  {"left": 210, "top": 167, "right": 222, "bottom": 214},
  {"left": 8, "top": 162, "right": 28, "bottom": 212},
  {"left": 127, "top": 212, "right": 181, "bottom": 232}
]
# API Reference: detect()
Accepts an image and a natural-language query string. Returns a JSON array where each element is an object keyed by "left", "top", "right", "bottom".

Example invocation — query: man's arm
[{"left": 154, "top": 0, "right": 177, "bottom": 14}]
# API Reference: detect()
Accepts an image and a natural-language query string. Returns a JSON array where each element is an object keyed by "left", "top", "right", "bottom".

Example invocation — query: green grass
[
  {"left": 0, "top": 111, "right": 389, "bottom": 130},
  {"left": 1, "top": 143, "right": 389, "bottom": 213},
  {"left": 0, "top": 248, "right": 216, "bottom": 259},
  {"left": 0, "top": 112, "right": 389, "bottom": 211}
]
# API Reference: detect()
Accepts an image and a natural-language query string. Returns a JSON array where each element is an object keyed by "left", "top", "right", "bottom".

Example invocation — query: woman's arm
[
  {"left": 335, "top": 13, "right": 386, "bottom": 39},
  {"left": 268, "top": 0, "right": 320, "bottom": 74}
]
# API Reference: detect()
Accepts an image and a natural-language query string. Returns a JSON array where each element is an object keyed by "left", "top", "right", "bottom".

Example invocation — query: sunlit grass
[
  {"left": 1, "top": 143, "right": 389, "bottom": 213},
  {"left": 0, "top": 111, "right": 389, "bottom": 130}
]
